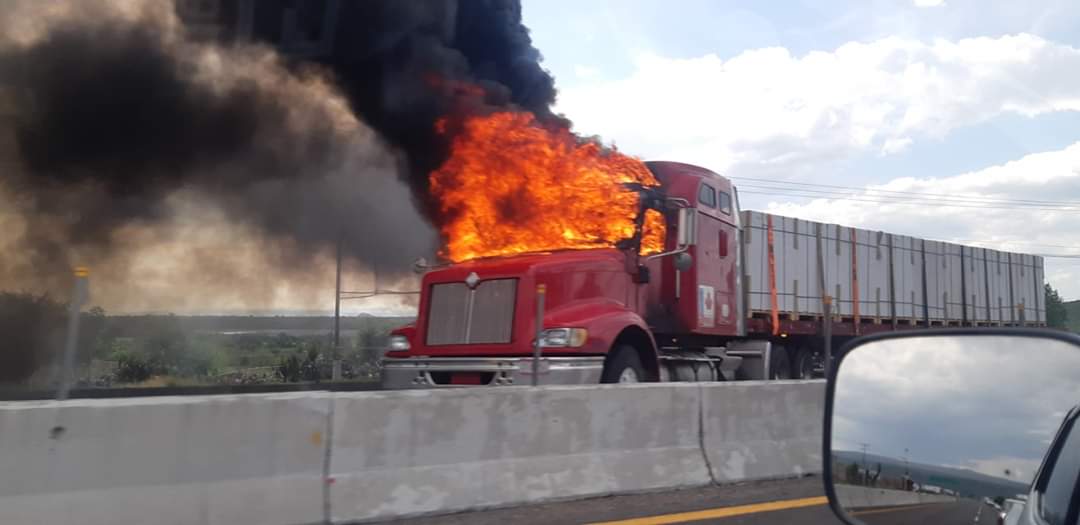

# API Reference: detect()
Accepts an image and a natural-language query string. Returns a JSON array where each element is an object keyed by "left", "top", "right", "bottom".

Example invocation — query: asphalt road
[
  {"left": 386, "top": 476, "right": 841, "bottom": 525},
  {"left": 384, "top": 476, "right": 989, "bottom": 525},
  {"left": 853, "top": 498, "right": 983, "bottom": 524}
]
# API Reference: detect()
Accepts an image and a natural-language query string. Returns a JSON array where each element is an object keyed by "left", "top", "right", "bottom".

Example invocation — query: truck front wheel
[
  {"left": 769, "top": 346, "right": 792, "bottom": 380},
  {"left": 792, "top": 346, "right": 817, "bottom": 379},
  {"left": 601, "top": 345, "right": 646, "bottom": 384}
]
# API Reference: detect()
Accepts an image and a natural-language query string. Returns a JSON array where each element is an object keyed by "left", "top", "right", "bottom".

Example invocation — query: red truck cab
[{"left": 381, "top": 161, "right": 764, "bottom": 388}]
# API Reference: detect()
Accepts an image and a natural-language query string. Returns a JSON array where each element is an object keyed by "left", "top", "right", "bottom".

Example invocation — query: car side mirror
[{"left": 823, "top": 329, "right": 1080, "bottom": 525}]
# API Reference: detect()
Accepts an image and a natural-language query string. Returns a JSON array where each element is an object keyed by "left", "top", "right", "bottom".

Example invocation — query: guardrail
[
  {"left": 0, "top": 380, "right": 824, "bottom": 524},
  {"left": 834, "top": 484, "right": 958, "bottom": 509}
]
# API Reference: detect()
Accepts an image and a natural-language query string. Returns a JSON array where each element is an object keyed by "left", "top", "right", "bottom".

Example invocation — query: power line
[
  {"left": 737, "top": 186, "right": 1080, "bottom": 210},
  {"left": 737, "top": 184, "right": 1080, "bottom": 210},
  {"left": 927, "top": 239, "right": 1080, "bottom": 258},
  {"left": 731, "top": 180, "right": 1080, "bottom": 256},
  {"left": 946, "top": 239, "right": 1080, "bottom": 250},
  {"left": 734, "top": 201, "right": 1080, "bottom": 258},
  {"left": 737, "top": 189, "right": 1080, "bottom": 212},
  {"left": 730, "top": 176, "right": 1080, "bottom": 207},
  {"left": 1032, "top": 254, "right": 1080, "bottom": 259},
  {"left": 340, "top": 290, "right": 420, "bottom": 300},
  {"left": 737, "top": 184, "right": 1080, "bottom": 209},
  {"left": 919, "top": 239, "right": 1080, "bottom": 259}
]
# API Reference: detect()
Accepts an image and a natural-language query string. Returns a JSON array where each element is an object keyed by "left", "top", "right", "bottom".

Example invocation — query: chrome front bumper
[{"left": 380, "top": 356, "right": 605, "bottom": 389}]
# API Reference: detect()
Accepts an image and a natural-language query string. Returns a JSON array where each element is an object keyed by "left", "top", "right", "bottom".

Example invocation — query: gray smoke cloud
[{"left": 0, "top": 1, "right": 437, "bottom": 311}]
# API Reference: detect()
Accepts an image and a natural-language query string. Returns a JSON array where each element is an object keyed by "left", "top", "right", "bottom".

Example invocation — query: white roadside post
[{"left": 531, "top": 284, "right": 546, "bottom": 387}]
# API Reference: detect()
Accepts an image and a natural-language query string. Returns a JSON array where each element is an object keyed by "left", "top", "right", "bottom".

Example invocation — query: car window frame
[{"left": 1031, "top": 407, "right": 1080, "bottom": 525}]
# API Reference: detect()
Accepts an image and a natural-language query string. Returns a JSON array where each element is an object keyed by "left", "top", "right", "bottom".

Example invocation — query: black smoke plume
[
  {"left": 319, "top": 0, "right": 563, "bottom": 215},
  {"left": 0, "top": 0, "right": 560, "bottom": 308}
]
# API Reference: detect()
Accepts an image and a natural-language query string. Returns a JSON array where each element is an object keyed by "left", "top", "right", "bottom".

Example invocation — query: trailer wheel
[
  {"left": 601, "top": 345, "right": 646, "bottom": 384},
  {"left": 769, "top": 347, "right": 792, "bottom": 380}
]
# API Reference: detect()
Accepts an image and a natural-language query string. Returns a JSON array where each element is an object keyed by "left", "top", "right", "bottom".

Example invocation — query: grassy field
[
  {"left": 0, "top": 290, "right": 418, "bottom": 389},
  {"left": 49, "top": 315, "right": 413, "bottom": 388}
]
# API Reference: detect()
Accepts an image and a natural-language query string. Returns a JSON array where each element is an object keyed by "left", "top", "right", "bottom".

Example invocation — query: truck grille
[{"left": 426, "top": 279, "right": 517, "bottom": 345}]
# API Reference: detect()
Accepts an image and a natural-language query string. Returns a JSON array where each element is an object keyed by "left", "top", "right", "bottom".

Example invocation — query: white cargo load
[{"left": 741, "top": 211, "right": 1046, "bottom": 326}]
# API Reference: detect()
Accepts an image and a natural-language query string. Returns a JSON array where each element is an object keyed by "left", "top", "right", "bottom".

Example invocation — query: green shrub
[
  {"left": 276, "top": 344, "right": 323, "bottom": 382},
  {"left": 113, "top": 351, "right": 161, "bottom": 383},
  {"left": 175, "top": 338, "right": 228, "bottom": 377}
]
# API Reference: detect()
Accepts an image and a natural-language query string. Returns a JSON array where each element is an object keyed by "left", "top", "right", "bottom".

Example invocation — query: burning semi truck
[{"left": 380, "top": 116, "right": 1047, "bottom": 388}]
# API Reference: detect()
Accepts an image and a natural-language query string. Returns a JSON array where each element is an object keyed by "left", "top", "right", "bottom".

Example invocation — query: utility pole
[
  {"left": 823, "top": 296, "right": 832, "bottom": 374},
  {"left": 904, "top": 447, "right": 911, "bottom": 490},
  {"left": 332, "top": 238, "right": 342, "bottom": 381},
  {"left": 859, "top": 443, "right": 870, "bottom": 486},
  {"left": 816, "top": 224, "right": 832, "bottom": 376},
  {"left": 57, "top": 267, "right": 90, "bottom": 401}
]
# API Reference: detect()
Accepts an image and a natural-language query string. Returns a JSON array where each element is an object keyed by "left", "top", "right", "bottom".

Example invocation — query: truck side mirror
[
  {"left": 677, "top": 207, "right": 698, "bottom": 247},
  {"left": 413, "top": 257, "right": 429, "bottom": 274}
]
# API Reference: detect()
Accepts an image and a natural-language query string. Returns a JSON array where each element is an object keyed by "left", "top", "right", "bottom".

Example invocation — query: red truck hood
[{"left": 423, "top": 248, "right": 629, "bottom": 283}]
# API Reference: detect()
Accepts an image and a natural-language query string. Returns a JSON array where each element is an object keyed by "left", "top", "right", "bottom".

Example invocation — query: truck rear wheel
[
  {"left": 769, "top": 347, "right": 792, "bottom": 380},
  {"left": 601, "top": 345, "right": 646, "bottom": 384}
]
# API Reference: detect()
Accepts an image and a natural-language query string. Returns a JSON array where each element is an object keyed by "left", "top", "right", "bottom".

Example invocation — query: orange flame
[{"left": 431, "top": 112, "right": 666, "bottom": 262}]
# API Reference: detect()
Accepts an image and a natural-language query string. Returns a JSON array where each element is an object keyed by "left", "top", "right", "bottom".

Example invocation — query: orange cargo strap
[
  {"left": 767, "top": 214, "right": 780, "bottom": 336},
  {"left": 850, "top": 227, "right": 860, "bottom": 334}
]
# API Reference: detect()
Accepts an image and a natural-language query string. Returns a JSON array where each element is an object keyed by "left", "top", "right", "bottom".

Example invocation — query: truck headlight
[
  {"left": 537, "top": 328, "right": 588, "bottom": 348},
  {"left": 388, "top": 335, "right": 411, "bottom": 351}
]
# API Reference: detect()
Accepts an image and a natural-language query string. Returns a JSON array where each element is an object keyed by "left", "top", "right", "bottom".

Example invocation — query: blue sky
[
  {"left": 526, "top": 0, "right": 1080, "bottom": 84},
  {"left": 524, "top": 0, "right": 1080, "bottom": 300}
]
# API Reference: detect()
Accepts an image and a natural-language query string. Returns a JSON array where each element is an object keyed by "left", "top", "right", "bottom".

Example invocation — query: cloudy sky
[
  {"left": 833, "top": 335, "right": 1080, "bottom": 482},
  {"left": 524, "top": 0, "right": 1080, "bottom": 300}
]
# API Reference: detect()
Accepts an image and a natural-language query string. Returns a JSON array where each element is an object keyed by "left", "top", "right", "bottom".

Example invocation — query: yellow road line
[{"left": 586, "top": 496, "right": 829, "bottom": 525}]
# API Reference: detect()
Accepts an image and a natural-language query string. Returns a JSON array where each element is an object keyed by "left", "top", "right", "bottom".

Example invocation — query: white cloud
[
  {"left": 880, "top": 136, "right": 913, "bottom": 155},
  {"left": 913, "top": 0, "right": 946, "bottom": 7},
  {"left": 557, "top": 34, "right": 1080, "bottom": 178},
  {"left": 765, "top": 142, "right": 1080, "bottom": 299},
  {"left": 556, "top": 34, "right": 1080, "bottom": 299},
  {"left": 574, "top": 64, "right": 600, "bottom": 79}
]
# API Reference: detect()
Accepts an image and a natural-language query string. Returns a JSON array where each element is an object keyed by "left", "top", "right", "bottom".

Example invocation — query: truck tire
[
  {"left": 769, "top": 346, "right": 792, "bottom": 380},
  {"left": 601, "top": 345, "right": 646, "bottom": 383},
  {"left": 793, "top": 347, "right": 816, "bottom": 379}
]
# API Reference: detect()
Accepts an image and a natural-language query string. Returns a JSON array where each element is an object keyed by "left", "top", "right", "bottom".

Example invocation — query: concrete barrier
[
  {"left": 0, "top": 380, "right": 826, "bottom": 524},
  {"left": 0, "top": 393, "right": 332, "bottom": 525},
  {"left": 700, "top": 380, "right": 824, "bottom": 483},
  {"left": 328, "top": 384, "right": 710, "bottom": 523},
  {"left": 834, "top": 484, "right": 957, "bottom": 509}
]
